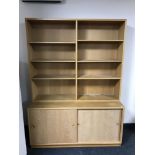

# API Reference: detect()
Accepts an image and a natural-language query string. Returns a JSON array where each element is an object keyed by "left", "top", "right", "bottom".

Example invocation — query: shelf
[
  {"left": 32, "top": 74, "right": 75, "bottom": 80},
  {"left": 78, "top": 94, "right": 118, "bottom": 100},
  {"left": 28, "top": 101, "right": 124, "bottom": 109},
  {"left": 78, "top": 40, "right": 124, "bottom": 42},
  {"left": 78, "top": 60, "right": 122, "bottom": 63},
  {"left": 78, "top": 74, "right": 121, "bottom": 80},
  {"left": 34, "top": 94, "right": 75, "bottom": 101},
  {"left": 31, "top": 59, "right": 75, "bottom": 63},
  {"left": 29, "top": 42, "right": 76, "bottom": 44}
]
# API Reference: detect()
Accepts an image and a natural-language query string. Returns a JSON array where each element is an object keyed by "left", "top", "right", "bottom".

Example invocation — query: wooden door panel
[
  {"left": 78, "top": 110, "right": 121, "bottom": 143},
  {"left": 28, "top": 109, "right": 77, "bottom": 145}
]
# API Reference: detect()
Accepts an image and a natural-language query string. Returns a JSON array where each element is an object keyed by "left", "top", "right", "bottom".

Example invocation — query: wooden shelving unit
[{"left": 26, "top": 19, "right": 126, "bottom": 147}]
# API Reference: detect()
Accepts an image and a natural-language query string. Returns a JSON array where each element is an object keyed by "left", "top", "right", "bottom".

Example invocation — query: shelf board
[
  {"left": 29, "top": 41, "right": 76, "bottom": 44},
  {"left": 31, "top": 59, "right": 75, "bottom": 63},
  {"left": 78, "top": 74, "right": 121, "bottom": 80},
  {"left": 35, "top": 94, "right": 75, "bottom": 101},
  {"left": 32, "top": 74, "right": 75, "bottom": 80},
  {"left": 28, "top": 101, "right": 124, "bottom": 109},
  {"left": 78, "top": 94, "right": 118, "bottom": 100},
  {"left": 78, "top": 60, "right": 122, "bottom": 63},
  {"left": 78, "top": 40, "right": 124, "bottom": 43}
]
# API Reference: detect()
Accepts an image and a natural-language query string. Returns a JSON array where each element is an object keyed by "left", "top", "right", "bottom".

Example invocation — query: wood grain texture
[
  {"left": 78, "top": 79, "right": 120, "bottom": 100},
  {"left": 30, "top": 43, "right": 75, "bottom": 61},
  {"left": 29, "top": 20, "right": 76, "bottom": 42},
  {"left": 32, "top": 80, "right": 75, "bottom": 101},
  {"left": 78, "top": 21, "right": 125, "bottom": 41},
  {"left": 28, "top": 109, "right": 77, "bottom": 145},
  {"left": 78, "top": 110, "right": 121, "bottom": 143},
  {"left": 25, "top": 19, "right": 126, "bottom": 147},
  {"left": 28, "top": 101, "right": 124, "bottom": 109}
]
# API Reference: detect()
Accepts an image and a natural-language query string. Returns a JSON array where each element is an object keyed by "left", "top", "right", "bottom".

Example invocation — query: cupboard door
[
  {"left": 28, "top": 109, "right": 77, "bottom": 145},
  {"left": 78, "top": 110, "right": 122, "bottom": 143}
]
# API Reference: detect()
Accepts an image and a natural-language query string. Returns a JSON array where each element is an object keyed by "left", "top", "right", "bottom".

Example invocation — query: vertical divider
[
  {"left": 75, "top": 20, "right": 78, "bottom": 100},
  {"left": 119, "top": 20, "right": 126, "bottom": 100}
]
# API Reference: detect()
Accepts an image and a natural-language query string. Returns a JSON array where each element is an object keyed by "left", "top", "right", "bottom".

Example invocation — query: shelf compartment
[
  {"left": 78, "top": 62, "right": 121, "bottom": 79},
  {"left": 29, "top": 43, "right": 75, "bottom": 61},
  {"left": 78, "top": 41, "right": 123, "bottom": 61},
  {"left": 32, "top": 80, "right": 75, "bottom": 101},
  {"left": 78, "top": 20, "right": 125, "bottom": 40},
  {"left": 78, "top": 79, "right": 120, "bottom": 100},
  {"left": 31, "top": 62, "right": 75, "bottom": 79},
  {"left": 27, "top": 20, "right": 76, "bottom": 42}
]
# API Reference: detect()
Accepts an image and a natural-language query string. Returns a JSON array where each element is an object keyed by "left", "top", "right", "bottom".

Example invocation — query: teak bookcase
[{"left": 26, "top": 18, "right": 126, "bottom": 148}]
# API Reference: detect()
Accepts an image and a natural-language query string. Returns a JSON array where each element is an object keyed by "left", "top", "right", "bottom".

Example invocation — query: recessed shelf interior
[
  {"left": 78, "top": 79, "right": 120, "bottom": 100},
  {"left": 32, "top": 80, "right": 75, "bottom": 101},
  {"left": 31, "top": 62, "right": 75, "bottom": 79},
  {"left": 78, "top": 62, "right": 121, "bottom": 78},
  {"left": 78, "top": 41, "right": 123, "bottom": 61},
  {"left": 27, "top": 20, "right": 76, "bottom": 42},
  {"left": 29, "top": 43, "right": 75, "bottom": 61},
  {"left": 78, "top": 21, "right": 125, "bottom": 40}
]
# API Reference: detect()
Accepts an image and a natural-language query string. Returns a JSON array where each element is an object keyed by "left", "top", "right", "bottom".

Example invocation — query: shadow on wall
[
  {"left": 19, "top": 61, "right": 31, "bottom": 125},
  {"left": 121, "top": 25, "right": 135, "bottom": 123},
  {"left": 19, "top": 20, "right": 32, "bottom": 125}
]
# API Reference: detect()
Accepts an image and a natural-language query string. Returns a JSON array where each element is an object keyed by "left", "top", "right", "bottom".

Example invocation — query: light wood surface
[
  {"left": 28, "top": 20, "right": 76, "bottom": 42},
  {"left": 78, "top": 21, "right": 125, "bottom": 41},
  {"left": 31, "top": 143, "right": 121, "bottom": 148},
  {"left": 28, "top": 109, "right": 77, "bottom": 145},
  {"left": 26, "top": 19, "right": 125, "bottom": 102},
  {"left": 29, "top": 42, "right": 76, "bottom": 44},
  {"left": 78, "top": 79, "right": 120, "bottom": 100},
  {"left": 31, "top": 62, "right": 75, "bottom": 78},
  {"left": 28, "top": 101, "right": 124, "bottom": 109},
  {"left": 25, "top": 19, "right": 126, "bottom": 147},
  {"left": 78, "top": 42, "right": 122, "bottom": 61},
  {"left": 78, "top": 62, "right": 121, "bottom": 78},
  {"left": 32, "top": 80, "right": 75, "bottom": 101},
  {"left": 78, "top": 110, "right": 121, "bottom": 143},
  {"left": 30, "top": 43, "right": 75, "bottom": 61}
]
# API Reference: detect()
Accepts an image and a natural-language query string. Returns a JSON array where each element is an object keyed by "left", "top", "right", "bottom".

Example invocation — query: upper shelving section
[
  {"left": 25, "top": 19, "right": 126, "bottom": 102},
  {"left": 78, "top": 20, "right": 125, "bottom": 41},
  {"left": 26, "top": 19, "right": 76, "bottom": 42}
]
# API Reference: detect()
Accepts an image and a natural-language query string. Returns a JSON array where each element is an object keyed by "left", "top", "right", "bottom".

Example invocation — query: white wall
[{"left": 19, "top": 0, "right": 135, "bottom": 123}]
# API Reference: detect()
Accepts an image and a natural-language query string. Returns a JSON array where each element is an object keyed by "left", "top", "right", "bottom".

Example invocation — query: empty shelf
[
  {"left": 78, "top": 74, "right": 121, "bottom": 79},
  {"left": 78, "top": 60, "right": 122, "bottom": 63},
  {"left": 35, "top": 94, "right": 75, "bottom": 101},
  {"left": 78, "top": 40, "right": 124, "bottom": 43},
  {"left": 32, "top": 74, "right": 75, "bottom": 80},
  {"left": 78, "top": 94, "right": 118, "bottom": 100},
  {"left": 29, "top": 42, "right": 76, "bottom": 44},
  {"left": 31, "top": 59, "right": 75, "bottom": 63}
]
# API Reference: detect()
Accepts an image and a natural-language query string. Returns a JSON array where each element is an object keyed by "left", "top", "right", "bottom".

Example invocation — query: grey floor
[{"left": 26, "top": 124, "right": 135, "bottom": 155}]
